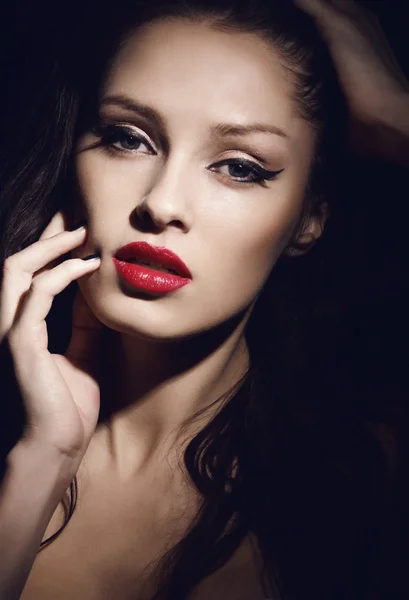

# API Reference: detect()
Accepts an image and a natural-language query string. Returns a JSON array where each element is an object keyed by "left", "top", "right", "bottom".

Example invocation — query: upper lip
[{"left": 114, "top": 241, "right": 192, "bottom": 278}]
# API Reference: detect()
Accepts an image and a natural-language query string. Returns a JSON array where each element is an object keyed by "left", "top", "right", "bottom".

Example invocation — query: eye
[
  {"left": 94, "top": 124, "right": 156, "bottom": 155},
  {"left": 208, "top": 158, "right": 283, "bottom": 184}
]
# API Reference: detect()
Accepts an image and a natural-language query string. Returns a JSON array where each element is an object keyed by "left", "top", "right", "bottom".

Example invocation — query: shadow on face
[{"left": 71, "top": 17, "right": 326, "bottom": 344}]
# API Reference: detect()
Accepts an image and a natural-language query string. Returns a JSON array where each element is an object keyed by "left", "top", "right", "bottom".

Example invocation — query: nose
[{"left": 132, "top": 159, "right": 192, "bottom": 233}]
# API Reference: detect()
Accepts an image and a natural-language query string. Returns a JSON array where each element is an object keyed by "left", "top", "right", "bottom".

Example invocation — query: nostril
[
  {"left": 132, "top": 199, "right": 187, "bottom": 233},
  {"left": 170, "top": 219, "right": 184, "bottom": 228},
  {"left": 133, "top": 207, "right": 156, "bottom": 231}
]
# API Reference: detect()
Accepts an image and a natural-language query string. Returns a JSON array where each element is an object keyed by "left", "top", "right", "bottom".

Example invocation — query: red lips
[{"left": 115, "top": 241, "right": 191, "bottom": 278}]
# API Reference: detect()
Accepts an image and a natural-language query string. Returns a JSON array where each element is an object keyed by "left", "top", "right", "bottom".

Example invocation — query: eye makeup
[
  {"left": 208, "top": 158, "right": 284, "bottom": 185},
  {"left": 88, "top": 116, "right": 286, "bottom": 187},
  {"left": 91, "top": 123, "right": 156, "bottom": 155}
]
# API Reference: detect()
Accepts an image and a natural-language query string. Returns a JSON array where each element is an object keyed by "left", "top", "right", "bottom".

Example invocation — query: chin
[
  {"left": 80, "top": 279, "right": 254, "bottom": 344},
  {"left": 85, "top": 298, "right": 202, "bottom": 342}
]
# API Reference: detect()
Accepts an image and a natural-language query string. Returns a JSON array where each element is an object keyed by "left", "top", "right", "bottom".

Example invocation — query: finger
[
  {"left": 38, "top": 210, "right": 67, "bottom": 241},
  {"left": 294, "top": 0, "right": 360, "bottom": 25},
  {"left": 293, "top": 0, "right": 344, "bottom": 41},
  {"left": 0, "top": 228, "right": 89, "bottom": 343},
  {"left": 6, "top": 227, "right": 87, "bottom": 277},
  {"left": 293, "top": 0, "right": 333, "bottom": 19},
  {"left": 300, "top": 0, "right": 409, "bottom": 87},
  {"left": 65, "top": 288, "right": 104, "bottom": 377},
  {"left": 37, "top": 214, "right": 87, "bottom": 278},
  {"left": 327, "top": 0, "right": 360, "bottom": 14},
  {"left": 9, "top": 256, "right": 100, "bottom": 350}
]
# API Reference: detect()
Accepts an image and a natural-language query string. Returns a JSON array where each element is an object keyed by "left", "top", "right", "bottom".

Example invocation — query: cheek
[
  {"left": 73, "top": 152, "right": 151, "bottom": 236},
  {"left": 75, "top": 153, "right": 128, "bottom": 209},
  {"left": 70, "top": 153, "right": 133, "bottom": 262},
  {"left": 191, "top": 187, "right": 304, "bottom": 323},
  {"left": 205, "top": 187, "right": 303, "bottom": 285},
  {"left": 76, "top": 149, "right": 303, "bottom": 288}
]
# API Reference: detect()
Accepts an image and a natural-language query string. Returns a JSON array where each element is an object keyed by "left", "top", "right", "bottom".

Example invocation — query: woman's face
[{"left": 73, "top": 18, "right": 319, "bottom": 340}]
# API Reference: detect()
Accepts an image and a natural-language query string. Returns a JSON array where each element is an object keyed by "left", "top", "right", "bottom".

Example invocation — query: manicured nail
[{"left": 82, "top": 253, "right": 100, "bottom": 261}]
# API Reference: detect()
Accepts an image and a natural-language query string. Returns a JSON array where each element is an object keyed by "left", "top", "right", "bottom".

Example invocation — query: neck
[{"left": 95, "top": 310, "right": 251, "bottom": 476}]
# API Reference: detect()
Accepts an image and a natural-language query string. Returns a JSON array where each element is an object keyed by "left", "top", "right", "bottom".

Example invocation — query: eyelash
[
  {"left": 93, "top": 124, "right": 155, "bottom": 155},
  {"left": 207, "top": 159, "right": 282, "bottom": 185},
  {"left": 93, "top": 124, "right": 283, "bottom": 185}
]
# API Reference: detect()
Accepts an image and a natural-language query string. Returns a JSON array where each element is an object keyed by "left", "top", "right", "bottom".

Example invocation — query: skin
[
  {"left": 20, "top": 20, "right": 326, "bottom": 599},
  {"left": 6, "top": 7, "right": 408, "bottom": 598},
  {"left": 295, "top": 0, "right": 409, "bottom": 166},
  {"left": 68, "top": 18, "right": 324, "bottom": 477}
]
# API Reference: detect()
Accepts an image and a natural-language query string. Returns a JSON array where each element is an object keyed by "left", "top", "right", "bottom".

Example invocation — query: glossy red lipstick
[{"left": 113, "top": 241, "right": 192, "bottom": 293}]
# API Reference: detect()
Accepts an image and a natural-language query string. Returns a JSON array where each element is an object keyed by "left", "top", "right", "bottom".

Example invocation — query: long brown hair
[{"left": 0, "top": 1, "right": 395, "bottom": 598}]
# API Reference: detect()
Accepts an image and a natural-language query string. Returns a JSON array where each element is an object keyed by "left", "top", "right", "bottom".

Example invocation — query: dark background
[
  {"left": 0, "top": 1, "right": 407, "bottom": 597},
  {"left": 0, "top": 0, "right": 407, "bottom": 456},
  {"left": 0, "top": 5, "right": 407, "bottom": 438},
  {"left": 0, "top": 0, "right": 408, "bottom": 144}
]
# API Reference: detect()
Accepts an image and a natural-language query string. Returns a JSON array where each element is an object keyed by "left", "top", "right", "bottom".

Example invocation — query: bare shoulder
[
  {"left": 190, "top": 533, "right": 269, "bottom": 600},
  {"left": 20, "top": 435, "right": 270, "bottom": 600}
]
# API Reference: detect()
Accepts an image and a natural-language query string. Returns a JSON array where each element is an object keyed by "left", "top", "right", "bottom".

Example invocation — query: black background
[
  {"left": 0, "top": 1, "right": 407, "bottom": 597},
  {"left": 0, "top": 0, "right": 407, "bottom": 447},
  {"left": 0, "top": 4, "right": 407, "bottom": 438}
]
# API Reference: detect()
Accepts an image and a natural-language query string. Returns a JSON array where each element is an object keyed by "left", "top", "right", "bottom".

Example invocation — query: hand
[
  {"left": 294, "top": 0, "right": 409, "bottom": 160},
  {"left": 0, "top": 211, "right": 103, "bottom": 466}
]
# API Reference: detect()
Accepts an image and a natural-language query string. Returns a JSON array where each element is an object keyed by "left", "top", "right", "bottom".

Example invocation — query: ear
[{"left": 284, "top": 201, "right": 330, "bottom": 258}]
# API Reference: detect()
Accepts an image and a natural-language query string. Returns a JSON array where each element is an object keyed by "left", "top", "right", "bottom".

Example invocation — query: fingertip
[
  {"left": 293, "top": 0, "right": 330, "bottom": 18},
  {"left": 293, "top": 0, "right": 315, "bottom": 10},
  {"left": 39, "top": 211, "right": 66, "bottom": 241}
]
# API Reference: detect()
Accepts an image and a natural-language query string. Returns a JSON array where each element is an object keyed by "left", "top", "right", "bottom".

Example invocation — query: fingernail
[
  {"left": 71, "top": 219, "right": 87, "bottom": 231},
  {"left": 82, "top": 253, "right": 100, "bottom": 261}
]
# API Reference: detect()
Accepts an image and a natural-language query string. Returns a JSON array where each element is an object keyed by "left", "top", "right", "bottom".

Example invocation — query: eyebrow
[
  {"left": 211, "top": 122, "right": 289, "bottom": 140},
  {"left": 100, "top": 94, "right": 289, "bottom": 140},
  {"left": 101, "top": 95, "right": 167, "bottom": 131}
]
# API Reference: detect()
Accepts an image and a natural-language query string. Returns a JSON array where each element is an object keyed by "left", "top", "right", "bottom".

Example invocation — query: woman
[{"left": 0, "top": 0, "right": 407, "bottom": 598}]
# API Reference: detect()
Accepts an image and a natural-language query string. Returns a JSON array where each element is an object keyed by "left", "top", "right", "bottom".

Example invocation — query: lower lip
[{"left": 112, "top": 258, "right": 191, "bottom": 293}]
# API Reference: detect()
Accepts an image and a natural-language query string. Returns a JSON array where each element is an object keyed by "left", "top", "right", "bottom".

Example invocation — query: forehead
[{"left": 103, "top": 19, "right": 303, "bottom": 137}]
